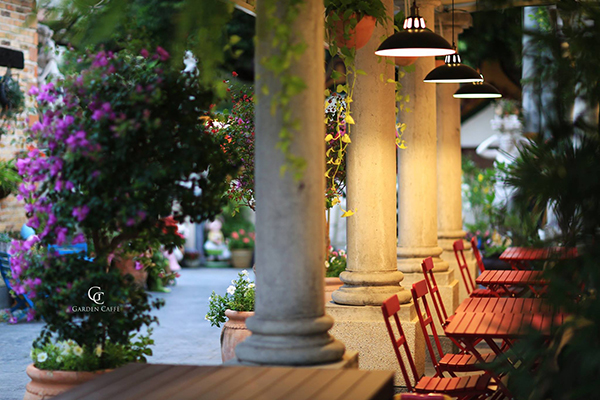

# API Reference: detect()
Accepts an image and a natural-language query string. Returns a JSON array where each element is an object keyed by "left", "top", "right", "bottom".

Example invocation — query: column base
[
  {"left": 228, "top": 350, "right": 359, "bottom": 369},
  {"left": 438, "top": 235, "right": 475, "bottom": 304},
  {"left": 234, "top": 315, "right": 347, "bottom": 366},
  {"left": 333, "top": 270, "right": 411, "bottom": 306},
  {"left": 399, "top": 268, "right": 459, "bottom": 335},
  {"left": 326, "top": 301, "right": 425, "bottom": 387},
  {"left": 396, "top": 246, "right": 449, "bottom": 274}
]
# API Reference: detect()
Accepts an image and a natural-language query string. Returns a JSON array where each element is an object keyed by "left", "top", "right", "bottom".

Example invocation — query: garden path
[{"left": 0, "top": 268, "right": 247, "bottom": 400}]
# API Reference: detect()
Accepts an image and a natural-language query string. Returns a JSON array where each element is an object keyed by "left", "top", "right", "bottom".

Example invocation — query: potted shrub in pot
[
  {"left": 228, "top": 230, "right": 255, "bottom": 269},
  {"left": 13, "top": 45, "right": 236, "bottom": 398},
  {"left": 206, "top": 270, "right": 255, "bottom": 363}
]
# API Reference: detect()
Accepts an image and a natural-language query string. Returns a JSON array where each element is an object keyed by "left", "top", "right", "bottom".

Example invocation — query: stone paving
[{"left": 0, "top": 268, "right": 249, "bottom": 400}]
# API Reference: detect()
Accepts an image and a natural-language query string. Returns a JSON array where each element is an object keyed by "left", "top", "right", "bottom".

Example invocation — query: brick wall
[{"left": 0, "top": 0, "right": 37, "bottom": 233}]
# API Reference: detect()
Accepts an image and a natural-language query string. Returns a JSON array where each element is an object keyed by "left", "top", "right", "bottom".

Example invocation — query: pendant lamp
[
  {"left": 375, "top": 1, "right": 455, "bottom": 58},
  {"left": 453, "top": 76, "right": 502, "bottom": 99},
  {"left": 423, "top": 0, "right": 482, "bottom": 83}
]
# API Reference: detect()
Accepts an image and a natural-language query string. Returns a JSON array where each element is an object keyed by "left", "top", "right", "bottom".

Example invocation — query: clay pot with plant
[
  {"left": 206, "top": 271, "right": 255, "bottom": 363},
  {"left": 325, "top": 0, "right": 388, "bottom": 50}
]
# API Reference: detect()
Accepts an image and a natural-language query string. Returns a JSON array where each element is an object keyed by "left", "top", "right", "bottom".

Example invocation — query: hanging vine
[
  {"left": 260, "top": 0, "right": 309, "bottom": 180},
  {"left": 324, "top": 0, "right": 389, "bottom": 215}
]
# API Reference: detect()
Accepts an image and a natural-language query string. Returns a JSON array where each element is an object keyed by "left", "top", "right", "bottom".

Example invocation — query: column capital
[{"left": 438, "top": 11, "right": 472, "bottom": 34}]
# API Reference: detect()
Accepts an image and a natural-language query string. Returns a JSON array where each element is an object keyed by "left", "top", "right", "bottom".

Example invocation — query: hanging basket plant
[{"left": 325, "top": 0, "right": 388, "bottom": 50}]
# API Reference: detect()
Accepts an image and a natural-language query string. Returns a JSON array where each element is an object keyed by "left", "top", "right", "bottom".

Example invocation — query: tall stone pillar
[
  {"left": 327, "top": 0, "right": 425, "bottom": 387},
  {"left": 235, "top": 0, "right": 348, "bottom": 367},
  {"left": 436, "top": 12, "right": 473, "bottom": 306},
  {"left": 397, "top": 0, "right": 449, "bottom": 290}
]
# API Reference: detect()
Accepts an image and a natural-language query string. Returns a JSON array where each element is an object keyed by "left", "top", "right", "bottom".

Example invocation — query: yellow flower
[
  {"left": 477, "top": 174, "right": 484, "bottom": 182},
  {"left": 341, "top": 208, "right": 355, "bottom": 218},
  {"left": 95, "top": 345, "right": 103, "bottom": 358}
]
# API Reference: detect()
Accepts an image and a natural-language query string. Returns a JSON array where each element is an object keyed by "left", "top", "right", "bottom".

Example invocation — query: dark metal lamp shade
[
  {"left": 453, "top": 80, "right": 502, "bottom": 99},
  {"left": 424, "top": 54, "right": 483, "bottom": 83},
  {"left": 375, "top": 4, "right": 455, "bottom": 58},
  {"left": 375, "top": 28, "right": 455, "bottom": 58}
]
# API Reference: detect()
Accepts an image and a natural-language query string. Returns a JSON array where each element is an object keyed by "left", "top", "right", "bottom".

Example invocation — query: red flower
[{"left": 232, "top": 71, "right": 238, "bottom": 77}]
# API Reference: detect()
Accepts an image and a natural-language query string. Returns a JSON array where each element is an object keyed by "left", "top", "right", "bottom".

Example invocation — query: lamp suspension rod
[{"left": 451, "top": 0, "right": 455, "bottom": 48}]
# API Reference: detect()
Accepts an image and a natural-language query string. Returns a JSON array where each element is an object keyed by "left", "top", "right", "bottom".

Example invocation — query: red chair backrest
[
  {"left": 421, "top": 257, "right": 449, "bottom": 327},
  {"left": 453, "top": 239, "right": 475, "bottom": 295},
  {"left": 470, "top": 236, "right": 486, "bottom": 274},
  {"left": 411, "top": 280, "right": 445, "bottom": 377},
  {"left": 381, "top": 295, "right": 420, "bottom": 391}
]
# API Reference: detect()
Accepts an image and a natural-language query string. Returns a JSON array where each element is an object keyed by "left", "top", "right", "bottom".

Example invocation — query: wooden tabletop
[
  {"left": 53, "top": 364, "right": 395, "bottom": 400},
  {"left": 476, "top": 270, "right": 546, "bottom": 286},
  {"left": 455, "top": 297, "right": 551, "bottom": 314},
  {"left": 445, "top": 312, "right": 564, "bottom": 339},
  {"left": 499, "top": 247, "right": 577, "bottom": 262}
]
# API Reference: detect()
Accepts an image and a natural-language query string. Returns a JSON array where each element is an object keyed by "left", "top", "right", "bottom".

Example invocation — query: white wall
[{"left": 461, "top": 103, "right": 496, "bottom": 149}]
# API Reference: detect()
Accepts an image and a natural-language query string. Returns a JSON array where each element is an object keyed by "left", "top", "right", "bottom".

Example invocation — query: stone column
[
  {"left": 436, "top": 12, "right": 473, "bottom": 306},
  {"left": 235, "top": 0, "right": 348, "bottom": 367},
  {"left": 327, "top": 0, "right": 425, "bottom": 387},
  {"left": 397, "top": 0, "right": 449, "bottom": 287}
]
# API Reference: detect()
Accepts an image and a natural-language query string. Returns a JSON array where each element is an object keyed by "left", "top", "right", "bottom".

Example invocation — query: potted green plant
[
  {"left": 205, "top": 270, "right": 255, "bottom": 362},
  {"left": 13, "top": 45, "right": 236, "bottom": 398},
  {"left": 228, "top": 229, "right": 255, "bottom": 269},
  {"left": 325, "top": 0, "right": 388, "bottom": 50}
]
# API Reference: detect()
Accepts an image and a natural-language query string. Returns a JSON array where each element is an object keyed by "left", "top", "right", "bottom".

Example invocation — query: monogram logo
[{"left": 87, "top": 286, "right": 105, "bottom": 305}]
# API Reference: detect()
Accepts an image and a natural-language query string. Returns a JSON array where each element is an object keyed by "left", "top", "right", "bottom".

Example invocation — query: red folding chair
[
  {"left": 470, "top": 237, "right": 486, "bottom": 274},
  {"left": 411, "top": 280, "right": 496, "bottom": 375},
  {"left": 470, "top": 237, "right": 522, "bottom": 297},
  {"left": 381, "top": 294, "right": 494, "bottom": 399},
  {"left": 453, "top": 240, "right": 499, "bottom": 297}
]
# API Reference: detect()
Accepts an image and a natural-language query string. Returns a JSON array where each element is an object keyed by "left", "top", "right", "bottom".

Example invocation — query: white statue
[
  {"left": 182, "top": 50, "right": 198, "bottom": 75},
  {"left": 37, "top": 24, "right": 64, "bottom": 85},
  {"left": 476, "top": 101, "right": 530, "bottom": 208}
]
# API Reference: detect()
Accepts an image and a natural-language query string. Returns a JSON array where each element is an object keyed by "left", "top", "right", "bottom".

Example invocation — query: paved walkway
[{"left": 0, "top": 268, "right": 249, "bottom": 400}]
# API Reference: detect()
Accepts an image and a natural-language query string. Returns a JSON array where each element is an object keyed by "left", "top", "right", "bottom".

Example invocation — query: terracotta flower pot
[
  {"left": 220, "top": 309, "right": 254, "bottom": 363},
  {"left": 395, "top": 57, "right": 417, "bottom": 67},
  {"left": 113, "top": 257, "right": 147, "bottom": 287},
  {"left": 331, "top": 14, "right": 377, "bottom": 50},
  {"left": 24, "top": 364, "right": 110, "bottom": 400},
  {"left": 324, "top": 277, "right": 343, "bottom": 303},
  {"left": 230, "top": 249, "right": 253, "bottom": 269}
]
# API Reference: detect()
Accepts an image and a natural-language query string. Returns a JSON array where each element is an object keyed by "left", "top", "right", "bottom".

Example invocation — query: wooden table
[
  {"left": 455, "top": 297, "right": 551, "bottom": 314},
  {"left": 499, "top": 246, "right": 577, "bottom": 270},
  {"left": 54, "top": 364, "right": 395, "bottom": 400},
  {"left": 446, "top": 297, "right": 563, "bottom": 397},
  {"left": 476, "top": 270, "right": 547, "bottom": 297}
]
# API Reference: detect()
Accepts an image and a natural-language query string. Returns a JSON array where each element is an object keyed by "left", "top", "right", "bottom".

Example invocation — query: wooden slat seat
[
  {"left": 415, "top": 374, "right": 491, "bottom": 397},
  {"left": 439, "top": 352, "right": 496, "bottom": 371}
]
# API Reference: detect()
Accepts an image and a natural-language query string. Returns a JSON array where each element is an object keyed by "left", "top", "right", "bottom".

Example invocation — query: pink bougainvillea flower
[
  {"left": 239, "top": 229, "right": 245, "bottom": 235},
  {"left": 134, "top": 261, "right": 143, "bottom": 271},
  {"left": 156, "top": 46, "right": 170, "bottom": 61},
  {"left": 72, "top": 205, "right": 90, "bottom": 222},
  {"left": 140, "top": 48, "right": 149, "bottom": 58},
  {"left": 231, "top": 232, "right": 239, "bottom": 239},
  {"left": 72, "top": 233, "right": 86, "bottom": 244},
  {"left": 243, "top": 238, "right": 250, "bottom": 244}
]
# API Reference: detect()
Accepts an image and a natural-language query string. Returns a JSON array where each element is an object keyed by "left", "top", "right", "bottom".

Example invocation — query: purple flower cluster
[{"left": 8, "top": 236, "right": 40, "bottom": 297}]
